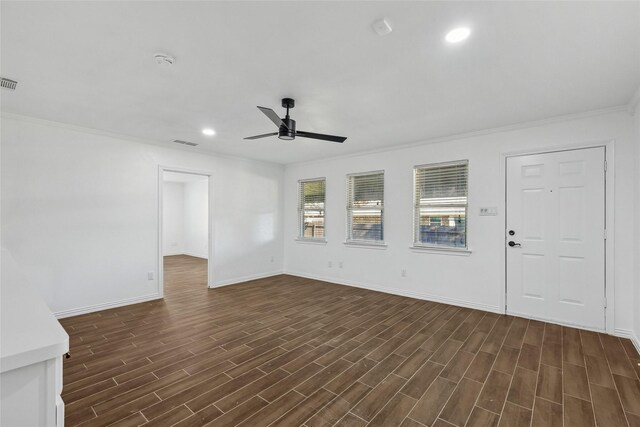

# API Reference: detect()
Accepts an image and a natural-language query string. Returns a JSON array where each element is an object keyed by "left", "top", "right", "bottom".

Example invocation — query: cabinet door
[{"left": 1, "top": 358, "right": 59, "bottom": 426}]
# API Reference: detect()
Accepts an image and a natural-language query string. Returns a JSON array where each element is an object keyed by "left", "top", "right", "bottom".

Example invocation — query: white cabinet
[{"left": 1, "top": 250, "right": 69, "bottom": 426}]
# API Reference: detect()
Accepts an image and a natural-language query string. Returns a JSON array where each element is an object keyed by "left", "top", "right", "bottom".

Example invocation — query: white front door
[{"left": 506, "top": 147, "right": 606, "bottom": 330}]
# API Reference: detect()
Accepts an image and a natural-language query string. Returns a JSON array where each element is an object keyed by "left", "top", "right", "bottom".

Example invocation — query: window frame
[
  {"left": 345, "top": 170, "right": 386, "bottom": 246},
  {"left": 412, "top": 160, "right": 469, "bottom": 251},
  {"left": 297, "top": 177, "right": 327, "bottom": 242}
]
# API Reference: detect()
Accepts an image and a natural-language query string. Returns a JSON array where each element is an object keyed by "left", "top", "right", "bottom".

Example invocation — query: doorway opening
[{"left": 159, "top": 167, "right": 213, "bottom": 298}]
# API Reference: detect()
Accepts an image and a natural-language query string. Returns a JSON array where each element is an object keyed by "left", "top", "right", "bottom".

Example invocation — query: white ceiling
[{"left": 2, "top": 1, "right": 639, "bottom": 164}]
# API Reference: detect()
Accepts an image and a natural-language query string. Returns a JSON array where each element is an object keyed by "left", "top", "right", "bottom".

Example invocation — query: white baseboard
[
  {"left": 211, "top": 270, "right": 284, "bottom": 288},
  {"left": 284, "top": 271, "right": 503, "bottom": 315},
  {"left": 614, "top": 328, "right": 640, "bottom": 355},
  {"left": 163, "top": 252, "right": 208, "bottom": 259},
  {"left": 54, "top": 293, "right": 162, "bottom": 319},
  {"left": 633, "top": 332, "right": 640, "bottom": 355},
  {"left": 54, "top": 270, "right": 281, "bottom": 318}
]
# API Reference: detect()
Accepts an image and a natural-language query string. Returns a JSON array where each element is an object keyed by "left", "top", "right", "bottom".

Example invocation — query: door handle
[{"left": 508, "top": 241, "right": 521, "bottom": 247}]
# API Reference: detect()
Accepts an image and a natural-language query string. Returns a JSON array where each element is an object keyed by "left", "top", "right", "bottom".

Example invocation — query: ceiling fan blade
[
  {"left": 257, "top": 106, "right": 288, "bottom": 130},
  {"left": 296, "top": 130, "right": 347, "bottom": 143},
  {"left": 244, "top": 132, "right": 278, "bottom": 140}
]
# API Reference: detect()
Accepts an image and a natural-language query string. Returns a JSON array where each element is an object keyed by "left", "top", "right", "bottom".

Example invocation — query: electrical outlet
[
  {"left": 339, "top": 262, "right": 343, "bottom": 269},
  {"left": 148, "top": 271, "right": 154, "bottom": 280},
  {"left": 328, "top": 261, "right": 333, "bottom": 268},
  {"left": 401, "top": 269, "right": 407, "bottom": 277}
]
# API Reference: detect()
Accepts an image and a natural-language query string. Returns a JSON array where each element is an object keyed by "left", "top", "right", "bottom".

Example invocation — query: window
[
  {"left": 346, "top": 171, "right": 384, "bottom": 243},
  {"left": 414, "top": 161, "right": 468, "bottom": 249},
  {"left": 298, "top": 178, "right": 326, "bottom": 240}
]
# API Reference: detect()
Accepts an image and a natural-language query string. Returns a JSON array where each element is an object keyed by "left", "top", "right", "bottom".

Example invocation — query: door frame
[
  {"left": 501, "top": 140, "right": 615, "bottom": 334},
  {"left": 158, "top": 165, "right": 215, "bottom": 298}
]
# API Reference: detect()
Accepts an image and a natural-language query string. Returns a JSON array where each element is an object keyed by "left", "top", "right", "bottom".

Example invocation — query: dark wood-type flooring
[{"left": 60, "top": 255, "right": 640, "bottom": 426}]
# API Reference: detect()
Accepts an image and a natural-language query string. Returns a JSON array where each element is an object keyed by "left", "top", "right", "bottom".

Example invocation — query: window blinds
[
  {"left": 298, "top": 179, "right": 326, "bottom": 239},
  {"left": 347, "top": 172, "right": 384, "bottom": 242},
  {"left": 414, "top": 161, "right": 468, "bottom": 248}
]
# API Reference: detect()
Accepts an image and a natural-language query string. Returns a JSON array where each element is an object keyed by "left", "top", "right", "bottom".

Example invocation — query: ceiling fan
[{"left": 244, "top": 98, "right": 347, "bottom": 143}]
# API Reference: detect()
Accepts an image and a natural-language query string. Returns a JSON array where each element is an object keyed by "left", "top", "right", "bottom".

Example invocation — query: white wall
[
  {"left": 162, "top": 182, "right": 185, "bottom": 256},
  {"left": 183, "top": 180, "right": 209, "bottom": 259},
  {"left": 284, "top": 110, "right": 637, "bottom": 333},
  {"left": 1, "top": 115, "right": 284, "bottom": 316},
  {"left": 633, "top": 97, "right": 640, "bottom": 350},
  {"left": 2, "top": 109, "right": 638, "bottom": 336},
  {"left": 161, "top": 179, "right": 208, "bottom": 258}
]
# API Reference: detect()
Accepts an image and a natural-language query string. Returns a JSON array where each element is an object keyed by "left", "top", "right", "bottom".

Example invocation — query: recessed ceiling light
[
  {"left": 202, "top": 128, "right": 215, "bottom": 136},
  {"left": 445, "top": 27, "right": 471, "bottom": 43}
]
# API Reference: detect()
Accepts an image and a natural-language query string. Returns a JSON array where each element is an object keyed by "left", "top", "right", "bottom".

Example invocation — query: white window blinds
[
  {"left": 414, "top": 161, "right": 468, "bottom": 248},
  {"left": 347, "top": 171, "right": 384, "bottom": 242},
  {"left": 298, "top": 179, "right": 326, "bottom": 240}
]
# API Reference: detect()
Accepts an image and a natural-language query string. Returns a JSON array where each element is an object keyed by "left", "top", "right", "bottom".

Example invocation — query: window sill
[
  {"left": 344, "top": 241, "right": 388, "bottom": 250},
  {"left": 410, "top": 245, "right": 472, "bottom": 256},
  {"left": 295, "top": 238, "right": 327, "bottom": 245}
]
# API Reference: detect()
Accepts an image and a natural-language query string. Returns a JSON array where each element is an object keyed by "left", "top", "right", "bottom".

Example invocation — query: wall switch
[
  {"left": 270, "top": 256, "right": 275, "bottom": 263},
  {"left": 479, "top": 207, "right": 498, "bottom": 216},
  {"left": 328, "top": 261, "right": 333, "bottom": 268},
  {"left": 339, "top": 262, "right": 343, "bottom": 269},
  {"left": 148, "top": 271, "right": 154, "bottom": 280},
  {"left": 401, "top": 269, "right": 407, "bottom": 277}
]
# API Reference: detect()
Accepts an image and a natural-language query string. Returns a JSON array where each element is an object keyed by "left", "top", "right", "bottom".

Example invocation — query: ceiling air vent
[
  {"left": 1, "top": 78, "right": 18, "bottom": 90},
  {"left": 172, "top": 139, "right": 198, "bottom": 147}
]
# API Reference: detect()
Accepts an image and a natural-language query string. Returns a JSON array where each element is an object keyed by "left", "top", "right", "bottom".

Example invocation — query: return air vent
[
  {"left": 1, "top": 78, "right": 18, "bottom": 90},
  {"left": 172, "top": 139, "right": 198, "bottom": 147}
]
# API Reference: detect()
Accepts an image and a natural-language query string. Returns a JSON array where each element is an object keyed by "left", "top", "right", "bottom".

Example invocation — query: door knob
[{"left": 508, "top": 241, "right": 521, "bottom": 247}]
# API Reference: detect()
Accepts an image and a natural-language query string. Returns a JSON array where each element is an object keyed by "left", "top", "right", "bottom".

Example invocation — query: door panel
[
  {"left": 558, "top": 256, "right": 586, "bottom": 304},
  {"left": 522, "top": 189, "right": 545, "bottom": 239},
  {"left": 506, "top": 147, "right": 605, "bottom": 330},
  {"left": 558, "top": 186, "right": 584, "bottom": 242},
  {"left": 521, "top": 254, "right": 544, "bottom": 299}
]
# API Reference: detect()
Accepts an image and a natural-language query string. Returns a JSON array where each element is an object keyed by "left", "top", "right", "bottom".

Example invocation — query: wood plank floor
[{"left": 60, "top": 255, "right": 640, "bottom": 426}]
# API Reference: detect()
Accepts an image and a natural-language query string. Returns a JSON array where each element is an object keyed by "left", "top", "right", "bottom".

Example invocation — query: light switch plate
[{"left": 479, "top": 207, "right": 498, "bottom": 216}]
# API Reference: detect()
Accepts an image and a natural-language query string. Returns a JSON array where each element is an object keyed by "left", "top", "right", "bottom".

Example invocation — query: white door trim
[
  {"left": 501, "top": 140, "right": 615, "bottom": 334},
  {"left": 158, "top": 165, "right": 215, "bottom": 298}
]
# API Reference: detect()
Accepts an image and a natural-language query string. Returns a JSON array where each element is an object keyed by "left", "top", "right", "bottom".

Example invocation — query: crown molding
[
  {"left": 0, "top": 111, "right": 284, "bottom": 169},
  {"left": 286, "top": 105, "right": 628, "bottom": 168},
  {"left": 2, "top": 104, "right": 629, "bottom": 169}
]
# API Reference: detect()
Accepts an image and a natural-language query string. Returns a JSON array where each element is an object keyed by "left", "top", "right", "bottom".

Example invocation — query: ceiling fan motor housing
[
  {"left": 281, "top": 98, "right": 295, "bottom": 109},
  {"left": 279, "top": 117, "right": 296, "bottom": 140}
]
